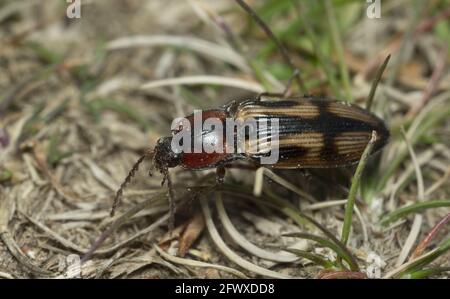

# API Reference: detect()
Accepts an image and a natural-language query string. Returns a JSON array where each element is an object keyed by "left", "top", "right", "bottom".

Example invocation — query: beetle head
[{"left": 154, "top": 136, "right": 182, "bottom": 173}]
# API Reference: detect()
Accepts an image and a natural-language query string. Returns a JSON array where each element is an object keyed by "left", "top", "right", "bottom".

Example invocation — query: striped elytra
[{"left": 234, "top": 98, "right": 389, "bottom": 168}]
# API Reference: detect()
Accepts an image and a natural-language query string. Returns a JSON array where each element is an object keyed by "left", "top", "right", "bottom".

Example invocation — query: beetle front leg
[{"left": 215, "top": 166, "right": 226, "bottom": 184}]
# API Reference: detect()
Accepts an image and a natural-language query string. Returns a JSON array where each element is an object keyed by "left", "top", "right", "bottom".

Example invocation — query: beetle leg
[
  {"left": 163, "top": 170, "right": 176, "bottom": 234},
  {"left": 215, "top": 166, "right": 226, "bottom": 184}
]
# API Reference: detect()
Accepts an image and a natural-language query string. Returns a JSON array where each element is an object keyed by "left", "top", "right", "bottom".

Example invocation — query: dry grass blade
[
  {"left": 81, "top": 191, "right": 168, "bottom": 262},
  {"left": 141, "top": 75, "right": 264, "bottom": 93},
  {"left": 223, "top": 184, "right": 360, "bottom": 271},
  {"left": 258, "top": 168, "right": 316, "bottom": 203},
  {"left": 107, "top": 35, "right": 249, "bottom": 71},
  {"left": 0, "top": 187, "right": 52, "bottom": 276},
  {"left": 388, "top": 147, "right": 437, "bottom": 203},
  {"left": 395, "top": 214, "right": 423, "bottom": 267},
  {"left": 200, "top": 196, "right": 293, "bottom": 279},
  {"left": 155, "top": 245, "right": 247, "bottom": 278},
  {"left": 95, "top": 212, "right": 169, "bottom": 255},
  {"left": 425, "top": 166, "right": 450, "bottom": 196},
  {"left": 0, "top": 271, "right": 15, "bottom": 279},
  {"left": 28, "top": 141, "right": 80, "bottom": 208},
  {"left": 21, "top": 212, "right": 87, "bottom": 253},
  {"left": 0, "top": 232, "right": 53, "bottom": 277},
  {"left": 303, "top": 200, "right": 368, "bottom": 243},
  {"left": 401, "top": 127, "right": 424, "bottom": 201},
  {"left": 215, "top": 193, "right": 298, "bottom": 263}
]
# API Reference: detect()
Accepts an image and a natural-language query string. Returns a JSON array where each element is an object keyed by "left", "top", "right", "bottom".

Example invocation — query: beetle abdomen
[{"left": 235, "top": 99, "right": 389, "bottom": 168}]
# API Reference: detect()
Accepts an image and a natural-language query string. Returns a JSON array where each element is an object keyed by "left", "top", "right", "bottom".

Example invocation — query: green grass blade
[
  {"left": 380, "top": 200, "right": 450, "bottom": 226},
  {"left": 285, "top": 248, "right": 334, "bottom": 268},
  {"left": 341, "top": 131, "right": 377, "bottom": 245},
  {"left": 284, "top": 232, "right": 358, "bottom": 271},
  {"left": 323, "top": 0, "right": 352, "bottom": 101}
]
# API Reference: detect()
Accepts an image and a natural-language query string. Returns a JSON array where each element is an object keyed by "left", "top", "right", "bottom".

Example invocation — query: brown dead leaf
[
  {"left": 158, "top": 222, "right": 187, "bottom": 251},
  {"left": 177, "top": 211, "right": 205, "bottom": 257}
]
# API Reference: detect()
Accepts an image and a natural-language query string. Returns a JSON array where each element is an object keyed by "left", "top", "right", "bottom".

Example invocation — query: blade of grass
[
  {"left": 235, "top": 0, "right": 306, "bottom": 93},
  {"left": 385, "top": 0, "right": 426, "bottom": 87},
  {"left": 407, "top": 267, "right": 450, "bottom": 279},
  {"left": 366, "top": 55, "right": 391, "bottom": 111},
  {"left": 323, "top": 0, "right": 352, "bottom": 101},
  {"left": 317, "top": 270, "right": 366, "bottom": 279},
  {"left": 215, "top": 193, "right": 298, "bottom": 263},
  {"left": 141, "top": 75, "right": 264, "bottom": 93},
  {"left": 154, "top": 245, "right": 247, "bottom": 278},
  {"left": 106, "top": 35, "right": 249, "bottom": 72},
  {"left": 200, "top": 196, "right": 292, "bottom": 278},
  {"left": 395, "top": 214, "right": 423, "bottom": 267},
  {"left": 283, "top": 232, "right": 358, "bottom": 271},
  {"left": 410, "top": 212, "right": 450, "bottom": 260},
  {"left": 220, "top": 184, "right": 360, "bottom": 271},
  {"left": 285, "top": 248, "right": 334, "bottom": 268},
  {"left": 400, "top": 126, "right": 424, "bottom": 201},
  {"left": 376, "top": 92, "right": 450, "bottom": 192},
  {"left": 87, "top": 98, "right": 151, "bottom": 130},
  {"left": 293, "top": 1, "right": 342, "bottom": 99},
  {"left": 380, "top": 200, "right": 450, "bottom": 226},
  {"left": 341, "top": 131, "right": 377, "bottom": 245},
  {"left": 385, "top": 237, "right": 450, "bottom": 278}
]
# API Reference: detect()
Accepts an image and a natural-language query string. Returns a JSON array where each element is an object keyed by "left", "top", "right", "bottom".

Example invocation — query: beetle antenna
[{"left": 110, "top": 149, "right": 154, "bottom": 217}]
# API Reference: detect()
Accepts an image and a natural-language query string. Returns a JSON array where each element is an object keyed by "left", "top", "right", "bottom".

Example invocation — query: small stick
[{"left": 410, "top": 212, "right": 450, "bottom": 260}]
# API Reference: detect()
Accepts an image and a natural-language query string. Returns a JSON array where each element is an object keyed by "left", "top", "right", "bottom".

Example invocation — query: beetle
[{"left": 110, "top": 95, "right": 390, "bottom": 222}]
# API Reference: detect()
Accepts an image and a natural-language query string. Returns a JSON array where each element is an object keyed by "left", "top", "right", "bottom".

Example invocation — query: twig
[{"left": 410, "top": 212, "right": 450, "bottom": 260}]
